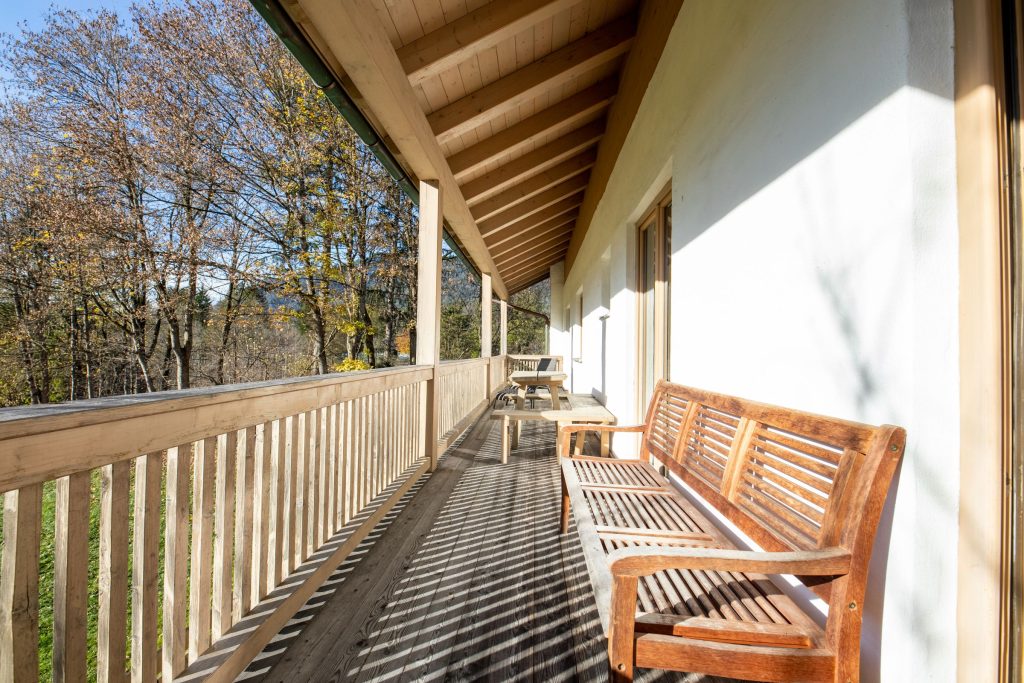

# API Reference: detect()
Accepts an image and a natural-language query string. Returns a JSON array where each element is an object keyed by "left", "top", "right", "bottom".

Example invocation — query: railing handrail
[
  {"left": 0, "top": 365, "right": 434, "bottom": 493},
  {"left": 0, "top": 365, "right": 433, "bottom": 441}
]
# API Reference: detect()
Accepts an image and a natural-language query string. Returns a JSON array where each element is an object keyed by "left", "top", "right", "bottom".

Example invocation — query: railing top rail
[{"left": 0, "top": 365, "right": 432, "bottom": 444}]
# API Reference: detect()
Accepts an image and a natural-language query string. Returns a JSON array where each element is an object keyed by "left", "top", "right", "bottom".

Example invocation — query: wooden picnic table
[
  {"left": 491, "top": 393, "right": 615, "bottom": 463},
  {"left": 508, "top": 370, "right": 568, "bottom": 410}
]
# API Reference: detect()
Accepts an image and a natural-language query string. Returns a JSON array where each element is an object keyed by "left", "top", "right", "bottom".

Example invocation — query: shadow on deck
[{"left": 239, "top": 412, "right": 718, "bottom": 682}]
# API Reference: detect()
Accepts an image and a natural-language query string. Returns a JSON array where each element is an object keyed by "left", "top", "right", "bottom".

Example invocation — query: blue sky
[{"left": 1, "top": 0, "right": 137, "bottom": 35}]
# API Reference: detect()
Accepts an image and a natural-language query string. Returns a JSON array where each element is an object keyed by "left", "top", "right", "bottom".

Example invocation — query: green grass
[{"left": 1, "top": 461, "right": 168, "bottom": 682}]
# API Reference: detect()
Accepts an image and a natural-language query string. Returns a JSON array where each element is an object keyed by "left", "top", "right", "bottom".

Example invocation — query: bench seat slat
[
  {"left": 568, "top": 456, "right": 825, "bottom": 634},
  {"left": 635, "top": 614, "right": 816, "bottom": 649}
]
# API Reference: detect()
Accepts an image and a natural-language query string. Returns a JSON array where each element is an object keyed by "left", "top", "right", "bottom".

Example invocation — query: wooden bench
[
  {"left": 492, "top": 393, "right": 615, "bottom": 464},
  {"left": 558, "top": 380, "right": 906, "bottom": 682}
]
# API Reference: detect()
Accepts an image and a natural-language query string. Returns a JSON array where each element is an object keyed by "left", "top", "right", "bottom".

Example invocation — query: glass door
[{"left": 637, "top": 186, "right": 672, "bottom": 410}]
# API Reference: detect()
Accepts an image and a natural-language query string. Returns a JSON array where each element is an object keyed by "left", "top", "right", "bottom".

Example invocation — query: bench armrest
[
  {"left": 558, "top": 423, "right": 644, "bottom": 457},
  {"left": 607, "top": 546, "right": 852, "bottom": 578}
]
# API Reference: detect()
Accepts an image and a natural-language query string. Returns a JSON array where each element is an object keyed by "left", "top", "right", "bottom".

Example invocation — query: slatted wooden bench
[
  {"left": 558, "top": 380, "right": 906, "bottom": 682},
  {"left": 492, "top": 393, "right": 615, "bottom": 464}
]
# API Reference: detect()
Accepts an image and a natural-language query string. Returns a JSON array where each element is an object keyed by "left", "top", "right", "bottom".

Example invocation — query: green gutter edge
[{"left": 248, "top": 0, "right": 481, "bottom": 279}]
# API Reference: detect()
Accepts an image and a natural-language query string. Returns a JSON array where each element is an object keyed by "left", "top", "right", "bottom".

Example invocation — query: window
[{"left": 637, "top": 186, "right": 672, "bottom": 408}]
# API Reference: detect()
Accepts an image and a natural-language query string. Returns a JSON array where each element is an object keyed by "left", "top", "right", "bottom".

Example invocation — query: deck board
[{"left": 243, "top": 411, "right": 731, "bottom": 682}]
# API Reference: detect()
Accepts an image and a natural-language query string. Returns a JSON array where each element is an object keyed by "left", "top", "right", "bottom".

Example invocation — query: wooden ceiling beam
[
  {"left": 398, "top": 0, "right": 578, "bottom": 87},
  {"left": 446, "top": 78, "right": 616, "bottom": 178},
  {"left": 484, "top": 194, "right": 584, "bottom": 248},
  {"left": 506, "top": 271, "right": 550, "bottom": 294},
  {"left": 503, "top": 266, "right": 552, "bottom": 290},
  {"left": 470, "top": 149, "right": 596, "bottom": 222},
  {"left": 493, "top": 234, "right": 572, "bottom": 268},
  {"left": 501, "top": 246, "right": 569, "bottom": 281},
  {"left": 428, "top": 15, "right": 636, "bottom": 143},
  {"left": 566, "top": 0, "right": 685, "bottom": 272},
  {"left": 489, "top": 212, "right": 577, "bottom": 258},
  {"left": 478, "top": 174, "right": 590, "bottom": 237},
  {"left": 461, "top": 119, "right": 605, "bottom": 204}
]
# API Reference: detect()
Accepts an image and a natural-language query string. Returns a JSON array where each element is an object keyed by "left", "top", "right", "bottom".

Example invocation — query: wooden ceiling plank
[
  {"left": 400, "top": 0, "right": 580, "bottom": 87},
  {"left": 566, "top": 0, "right": 685, "bottom": 272},
  {"left": 447, "top": 78, "right": 616, "bottom": 177},
  {"left": 489, "top": 213, "right": 577, "bottom": 258},
  {"left": 493, "top": 234, "right": 572, "bottom": 268},
  {"left": 501, "top": 246, "right": 569, "bottom": 280},
  {"left": 484, "top": 194, "right": 583, "bottom": 247},
  {"left": 461, "top": 118, "right": 605, "bottom": 203},
  {"left": 428, "top": 14, "right": 635, "bottom": 143},
  {"left": 505, "top": 254, "right": 569, "bottom": 284},
  {"left": 470, "top": 149, "right": 596, "bottom": 221},
  {"left": 506, "top": 271, "right": 550, "bottom": 294},
  {"left": 478, "top": 173, "right": 590, "bottom": 237},
  {"left": 293, "top": 0, "right": 509, "bottom": 299}
]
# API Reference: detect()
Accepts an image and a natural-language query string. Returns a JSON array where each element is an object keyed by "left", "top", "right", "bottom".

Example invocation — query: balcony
[{"left": 1, "top": 355, "right": 641, "bottom": 682}]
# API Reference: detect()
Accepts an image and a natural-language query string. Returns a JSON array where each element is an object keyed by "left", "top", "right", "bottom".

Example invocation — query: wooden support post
[
  {"left": 500, "top": 300, "right": 508, "bottom": 356},
  {"left": 417, "top": 179, "right": 443, "bottom": 471},
  {"left": 549, "top": 262, "right": 564, "bottom": 357},
  {"left": 481, "top": 272, "right": 493, "bottom": 358}
]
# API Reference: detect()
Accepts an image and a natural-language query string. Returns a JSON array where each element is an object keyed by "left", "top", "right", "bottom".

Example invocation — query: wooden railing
[
  {"left": 436, "top": 359, "right": 488, "bottom": 444},
  {"left": 488, "top": 354, "right": 508, "bottom": 394},
  {"left": 0, "top": 361, "right": 500, "bottom": 683},
  {"left": 507, "top": 354, "right": 563, "bottom": 373}
]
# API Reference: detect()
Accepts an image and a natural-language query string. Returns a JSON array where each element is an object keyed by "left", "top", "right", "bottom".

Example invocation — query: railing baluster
[
  {"left": 234, "top": 426, "right": 256, "bottom": 621},
  {"left": 213, "top": 432, "right": 236, "bottom": 640},
  {"left": 341, "top": 401, "right": 351, "bottom": 525},
  {"left": 284, "top": 415, "right": 297, "bottom": 575},
  {"left": 270, "top": 419, "right": 283, "bottom": 590},
  {"left": 295, "top": 412, "right": 307, "bottom": 565},
  {"left": 255, "top": 421, "right": 273, "bottom": 602},
  {"left": 54, "top": 471, "right": 90, "bottom": 682},
  {"left": 311, "top": 408, "right": 323, "bottom": 549},
  {"left": 132, "top": 453, "right": 162, "bottom": 683},
  {"left": 326, "top": 405, "right": 337, "bottom": 538},
  {"left": 190, "top": 436, "right": 216, "bottom": 661},
  {"left": 1, "top": 484, "right": 43, "bottom": 683},
  {"left": 163, "top": 443, "right": 191, "bottom": 679},
  {"left": 98, "top": 461, "right": 129, "bottom": 683}
]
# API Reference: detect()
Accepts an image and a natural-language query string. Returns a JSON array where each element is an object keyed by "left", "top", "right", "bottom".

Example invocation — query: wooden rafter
[
  {"left": 493, "top": 234, "right": 572, "bottom": 269},
  {"left": 461, "top": 119, "right": 606, "bottom": 204},
  {"left": 501, "top": 245, "right": 570, "bottom": 280},
  {"left": 478, "top": 174, "right": 590, "bottom": 237},
  {"left": 489, "top": 212, "right": 577, "bottom": 258},
  {"left": 484, "top": 194, "right": 584, "bottom": 248},
  {"left": 504, "top": 256, "right": 567, "bottom": 288},
  {"left": 507, "top": 272, "right": 550, "bottom": 293},
  {"left": 566, "top": 0, "right": 685, "bottom": 271},
  {"left": 397, "top": 0, "right": 578, "bottom": 87},
  {"left": 470, "top": 149, "right": 596, "bottom": 221},
  {"left": 428, "top": 15, "right": 636, "bottom": 143},
  {"left": 447, "top": 79, "right": 617, "bottom": 178}
]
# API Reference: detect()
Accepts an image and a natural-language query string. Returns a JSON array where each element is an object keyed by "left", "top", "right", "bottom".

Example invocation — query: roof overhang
[{"left": 267, "top": 0, "right": 683, "bottom": 296}]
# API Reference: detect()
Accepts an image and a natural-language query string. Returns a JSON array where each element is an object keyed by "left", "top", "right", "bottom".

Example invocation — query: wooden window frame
[{"left": 636, "top": 183, "right": 672, "bottom": 413}]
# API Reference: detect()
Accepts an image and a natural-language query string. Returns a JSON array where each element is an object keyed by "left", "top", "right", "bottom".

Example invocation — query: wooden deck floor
[{"left": 239, "top": 412, "right": 722, "bottom": 682}]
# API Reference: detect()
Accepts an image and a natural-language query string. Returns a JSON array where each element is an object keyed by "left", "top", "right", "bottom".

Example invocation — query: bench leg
[
  {"left": 560, "top": 474, "right": 570, "bottom": 533},
  {"left": 501, "top": 415, "right": 510, "bottom": 464},
  {"left": 600, "top": 430, "right": 610, "bottom": 457},
  {"left": 608, "top": 575, "right": 638, "bottom": 682}
]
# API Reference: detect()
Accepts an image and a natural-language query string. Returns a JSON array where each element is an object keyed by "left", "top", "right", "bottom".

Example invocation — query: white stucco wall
[{"left": 561, "top": 0, "right": 959, "bottom": 680}]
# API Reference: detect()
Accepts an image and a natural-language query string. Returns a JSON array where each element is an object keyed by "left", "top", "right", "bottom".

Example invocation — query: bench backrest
[{"left": 641, "top": 381, "right": 905, "bottom": 589}]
